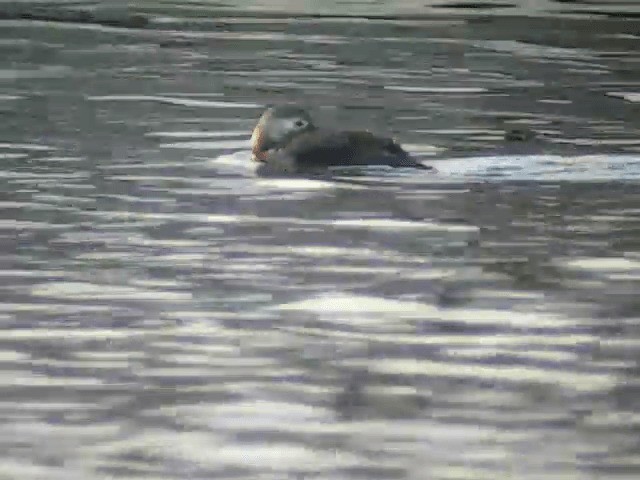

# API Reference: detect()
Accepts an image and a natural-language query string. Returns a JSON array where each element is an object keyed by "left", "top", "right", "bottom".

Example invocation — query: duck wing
[{"left": 277, "top": 129, "right": 431, "bottom": 171}]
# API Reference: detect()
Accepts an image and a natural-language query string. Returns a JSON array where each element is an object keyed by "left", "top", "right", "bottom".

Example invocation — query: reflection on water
[{"left": 1, "top": 1, "right": 640, "bottom": 479}]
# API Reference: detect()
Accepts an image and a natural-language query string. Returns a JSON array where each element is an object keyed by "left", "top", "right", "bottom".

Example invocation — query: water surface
[{"left": 1, "top": 2, "right": 640, "bottom": 479}]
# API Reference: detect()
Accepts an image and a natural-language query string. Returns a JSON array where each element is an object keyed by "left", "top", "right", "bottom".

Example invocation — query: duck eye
[{"left": 294, "top": 120, "right": 306, "bottom": 128}]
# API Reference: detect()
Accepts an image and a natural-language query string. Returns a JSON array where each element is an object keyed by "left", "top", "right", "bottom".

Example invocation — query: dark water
[{"left": 1, "top": 2, "right": 640, "bottom": 479}]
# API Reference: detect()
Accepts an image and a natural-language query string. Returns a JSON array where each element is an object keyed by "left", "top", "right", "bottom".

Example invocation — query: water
[{"left": 1, "top": 2, "right": 640, "bottom": 479}]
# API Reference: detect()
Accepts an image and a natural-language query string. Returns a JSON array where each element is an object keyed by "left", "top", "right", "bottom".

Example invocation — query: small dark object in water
[{"left": 504, "top": 127, "right": 536, "bottom": 142}]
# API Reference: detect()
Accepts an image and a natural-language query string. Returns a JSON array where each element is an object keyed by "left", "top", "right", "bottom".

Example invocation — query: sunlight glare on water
[{"left": 0, "top": 1, "right": 640, "bottom": 479}]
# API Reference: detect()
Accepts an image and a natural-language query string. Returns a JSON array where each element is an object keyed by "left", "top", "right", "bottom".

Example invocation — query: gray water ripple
[{"left": 0, "top": 5, "right": 639, "bottom": 480}]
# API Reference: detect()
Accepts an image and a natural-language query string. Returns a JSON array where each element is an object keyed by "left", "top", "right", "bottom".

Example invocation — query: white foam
[
  {"left": 210, "top": 150, "right": 256, "bottom": 173},
  {"left": 256, "top": 178, "right": 336, "bottom": 190},
  {"left": 210, "top": 151, "right": 640, "bottom": 183},
  {"left": 428, "top": 154, "right": 640, "bottom": 181}
]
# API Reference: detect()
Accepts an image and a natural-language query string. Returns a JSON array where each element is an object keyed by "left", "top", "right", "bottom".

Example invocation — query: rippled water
[{"left": 1, "top": 2, "right": 640, "bottom": 479}]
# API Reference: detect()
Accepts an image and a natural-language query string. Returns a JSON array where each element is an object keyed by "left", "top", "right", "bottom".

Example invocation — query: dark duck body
[{"left": 250, "top": 106, "right": 432, "bottom": 174}]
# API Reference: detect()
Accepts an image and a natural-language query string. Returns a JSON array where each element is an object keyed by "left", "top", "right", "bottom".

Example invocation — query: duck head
[{"left": 251, "top": 105, "right": 315, "bottom": 162}]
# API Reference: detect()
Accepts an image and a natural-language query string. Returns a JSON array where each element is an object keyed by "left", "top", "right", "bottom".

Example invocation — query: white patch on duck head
[{"left": 267, "top": 117, "right": 311, "bottom": 143}]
